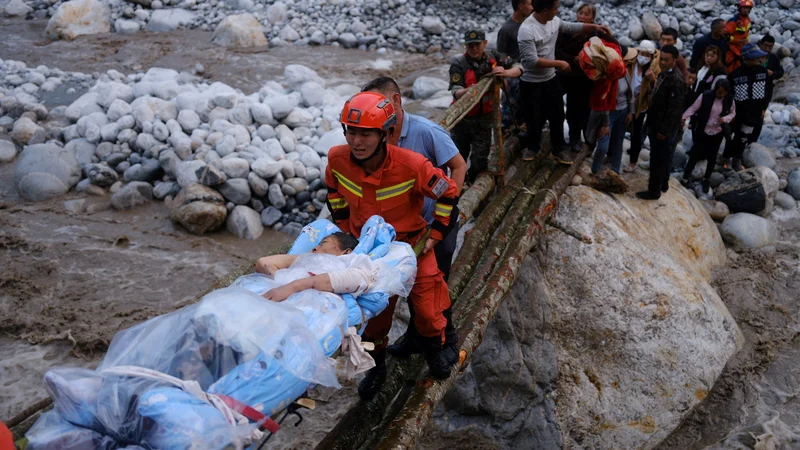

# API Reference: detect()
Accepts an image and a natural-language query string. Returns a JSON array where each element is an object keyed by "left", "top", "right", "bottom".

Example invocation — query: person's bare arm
[
  {"left": 263, "top": 274, "right": 333, "bottom": 302},
  {"left": 255, "top": 254, "right": 298, "bottom": 277},
  {"left": 444, "top": 153, "right": 467, "bottom": 195}
]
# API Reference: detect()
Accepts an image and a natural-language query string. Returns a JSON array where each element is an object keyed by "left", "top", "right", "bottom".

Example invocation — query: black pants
[
  {"left": 648, "top": 133, "right": 675, "bottom": 195},
  {"left": 520, "top": 77, "right": 567, "bottom": 154},
  {"left": 563, "top": 73, "right": 593, "bottom": 143},
  {"left": 434, "top": 224, "right": 458, "bottom": 348},
  {"left": 722, "top": 120, "right": 755, "bottom": 160},
  {"left": 629, "top": 112, "right": 648, "bottom": 164},
  {"left": 684, "top": 131, "right": 724, "bottom": 180}
]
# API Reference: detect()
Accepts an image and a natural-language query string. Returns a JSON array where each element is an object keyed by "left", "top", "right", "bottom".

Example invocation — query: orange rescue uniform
[{"left": 325, "top": 143, "right": 458, "bottom": 346}]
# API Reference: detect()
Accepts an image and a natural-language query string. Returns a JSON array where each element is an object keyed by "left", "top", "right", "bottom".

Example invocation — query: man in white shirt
[{"left": 517, "top": 0, "right": 610, "bottom": 162}]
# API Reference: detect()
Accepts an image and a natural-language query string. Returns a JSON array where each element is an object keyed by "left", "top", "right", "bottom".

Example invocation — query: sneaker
[
  {"left": 552, "top": 150, "right": 574, "bottom": 165},
  {"left": 623, "top": 163, "right": 637, "bottom": 173},
  {"left": 635, "top": 190, "right": 661, "bottom": 200},
  {"left": 522, "top": 149, "right": 537, "bottom": 161},
  {"left": 424, "top": 348, "right": 452, "bottom": 380},
  {"left": 387, "top": 335, "right": 422, "bottom": 358}
]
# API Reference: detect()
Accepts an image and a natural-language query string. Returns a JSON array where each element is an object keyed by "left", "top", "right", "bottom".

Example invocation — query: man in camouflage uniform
[{"left": 449, "top": 29, "right": 521, "bottom": 183}]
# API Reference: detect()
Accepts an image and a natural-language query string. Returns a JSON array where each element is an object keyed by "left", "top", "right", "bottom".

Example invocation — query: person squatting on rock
[
  {"left": 555, "top": 2, "right": 598, "bottom": 153},
  {"left": 517, "top": 0, "right": 610, "bottom": 163},
  {"left": 690, "top": 18, "right": 729, "bottom": 71},
  {"left": 681, "top": 79, "right": 736, "bottom": 194},
  {"left": 449, "top": 29, "right": 522, "bottom": 184},
  {"left": 497, "top": 0, "right": 533, "bottom": 130},
  {"left": 636, "top": 45, "right": 685, "bottom": 201},
  {"left": 724, "top": 0, "right": 753, "bottom": 73},
  {"left": 359, "top": 76, "right": 466, "bottom": 399},
  {"left": 324, "top": 92, "right": 460, "bottom": 395},
  {"left": 585, "top": 43, "right": 635, "bottom": 175},
  {"left": 722, "top": 43, "right": 769, "bottom": 172},
  {"left": 624, "top": 40, "right": 660, "bottom": 173}
]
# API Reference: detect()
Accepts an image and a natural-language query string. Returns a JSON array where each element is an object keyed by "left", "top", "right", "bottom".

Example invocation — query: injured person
[{"left": 25, "top": 216, "right": 417, "bottom": 450}]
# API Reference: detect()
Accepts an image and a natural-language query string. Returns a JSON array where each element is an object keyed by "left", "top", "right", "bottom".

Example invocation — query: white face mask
[{"left": 638, "top": 55, "right": 651, "bottom": 66}]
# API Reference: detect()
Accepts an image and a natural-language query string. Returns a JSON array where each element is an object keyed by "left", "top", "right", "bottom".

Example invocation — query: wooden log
[
  {"left": 438, "top": 77, "right": 494, "bottom": 132},
  {"left": 373, "top": 147, "right": 590, "bottom": 450}
]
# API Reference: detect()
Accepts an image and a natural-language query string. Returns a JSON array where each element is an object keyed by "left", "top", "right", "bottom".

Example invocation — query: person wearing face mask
[
  {"left": 624, "top": 40, "right": 659, "bottom": 173},
  {"left": 681, "top": 79, "right": 736, "bottom": 193}
]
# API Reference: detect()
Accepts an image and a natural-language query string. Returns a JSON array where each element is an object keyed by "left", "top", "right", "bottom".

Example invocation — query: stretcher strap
[
  {"left": 216, "top": 394, "right": 281, "bottom": 434},
  {"left": 102, "top": 366, "right": 267, "bottom": 444}
]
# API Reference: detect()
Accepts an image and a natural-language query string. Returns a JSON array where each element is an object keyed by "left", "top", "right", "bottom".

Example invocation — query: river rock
[
  {"left": 147, "top": 9, "right": 196, "bottom": 32},
  {"left": 251, "top": 103, "right": 275, "bottom": 125},
  {"left": 251, "top": 157, "right": 281, "bottom": 178},
  {"left": 267, "top": 183, "right": 286, "bottom": 209},
  {"left": 226, "top": 205, "right": 263, "bottom": 239},
  {"left": 265, "top": 1, "right": 287, "bottom": 24},
  {"left": 197, "top": 163, "right": 227, "bottom": 186},
  {"left": 177, "top": 109, "right": 201, "bottom": 132},
  {"left": 413, "top": 76, "right": 449, "bottom": 100},
  {"left": 715, "top": 169, "right": 773, "bottom": 215},
  {"left": 421, "top": 16, "right": 446, "bottom": 35},
  {"left": 212, "top": 13, "right": 268, "bottom": 48},
  {"left": 114, "top": 19, "right": 140, "bottom": 34},
  {"left": 774, "top": 191, "right": 796, "bottom": 209},
  {"left": 0, "top": 140, "right": 17, "bottom": 163},
  {"left": 786, "top": 168, "right": 800, "bottom": 200},
  {"left": 700, "top": 199, "right": 730, "bottom": 221},
  {"left": 218, "top": 178, "right": 251, "bottom": 205},
  {"left": 4, "top": 0, "right": 32, "bottom": 17},
  {"left": 11, "top": 117, "right": 44, "bottom": 145},
  {"left": 641, "top": 12, "right": 663, "bottom": 40},
  {"left": 110, "top": 181, "right": 153, "bottom": 210},
  {"left": 260, "top": 205, "right": 282, "bottom": 226},
  {"left": 283, "top": 107, "right": 314, "bottom": 128},
  {"left": 169, "top": 183, "right": 227, "bottom": 234},
  {"left": 283, "top": 65, "right": 324, "bottom": 90},
  {"left": 14, "top": 143, "right": 82, "bottom": 201},
  {"left": 153, "top": 180, "right": 179, "bottom": 199},
  {"left": 628, "top": 16, "right": 645, "bottom": 40},
  {"left": 86, "top": 163, "right": 118, "bottom": 187},
  {"left": 45, "top": 0, "right": 111, "bottom": 41},
  {"left": 220, "top": 157, "right": 250, "bottom": 179},
  {"left": 441, "top": 184, "right": 742, "bottom": 450},
  {"left": 176, "top": 159, "right": 206, "bottom": 187},
  {"left": 719, "top": 213, "right": 778, "bottom": 249},
  {"left": 694, "top": 0, "right": 716, "bottom": 12},
  {"left": 743, "top": 143, "right": 776, "bottom": 170},
  {"left": 247, "top": 172, "right": 269, "bottom": 197}
]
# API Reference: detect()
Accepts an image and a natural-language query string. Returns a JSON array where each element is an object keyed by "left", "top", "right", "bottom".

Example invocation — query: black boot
[
  {"left": 418, "top": 336, "right": 451, "bottom": 380},
  {"left": 357, "top": 350, "right": 386, "bottom": 401},
  {"left": 441, "top": 307, "right": 459, "bottom": 366},
  {"left": 701, "top": 178, "right": 710, "bottom": 194},
  {"left": 387, "top": 334, "right": 422, "bottom": 358}
]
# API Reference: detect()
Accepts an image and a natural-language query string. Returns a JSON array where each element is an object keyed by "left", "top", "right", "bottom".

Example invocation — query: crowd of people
[{"left": 447, "top": 0, "right": 784, "bottom": 200}]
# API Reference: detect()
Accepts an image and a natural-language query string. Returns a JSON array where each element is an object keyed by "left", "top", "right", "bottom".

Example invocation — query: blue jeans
[{"left": 591, "top": 107, "right": 630, "bottom": 174}]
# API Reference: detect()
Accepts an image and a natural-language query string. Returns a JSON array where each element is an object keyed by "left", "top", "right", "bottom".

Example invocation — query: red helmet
[
  {"left": 340, "top": 92, "right": 397, "bottom": 132},
  {"left": 738, "top": 0, "right": 754, "bottom": 7}
]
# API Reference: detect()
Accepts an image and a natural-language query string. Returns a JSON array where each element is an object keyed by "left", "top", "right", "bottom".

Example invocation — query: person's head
[
  {"left": 637, "top": 40, "right": 656, "bottom": 66},
  {"left": 463, "top": 29, "right": 488, "bottom": 59},
  {"left": 362, "top": 76, "right": 402, "bottom": 122},
  {"left": 659, "top": 45, "right": 679, "bottom": 72},
  {"left": 738, "top": 0, "right": 753, "bottom": 18},
  {"left": 340, "top": 92, "right": 396, "bottom": 162},
  {"left": 511, "top": 0, "right": 533, "bottom": 18},
  {"left": 714, "top": 78, "right": 731, "bottom": 100},
  {"left": 312, "top": 232, "right": 359, "bottom": 255},
  {"left": 703, "top": 45, "right": 723, "bottom": 71},
  {"left": 741, "top": 42, "right": 768, "bottom": 66},
  {"left": 533, "top": 0, "right": 559, "bottom": 21},
  {"left": 711, "top": 18, "right": 725, "bottom": 38},
  {"left": 686, "top": 67, "right": 697, "bottom": 86},
  {"left": 759, "top": 34, "right": 775, "bottom": 54},
  {"left": 660, "top": 28, "right": 679, "bottom": 48},
  {"left": 576, "top": 3, "right": 596, "bottom": 24},
  {"left": 621, "top": 45, "right": 638, "bottom": 62}
]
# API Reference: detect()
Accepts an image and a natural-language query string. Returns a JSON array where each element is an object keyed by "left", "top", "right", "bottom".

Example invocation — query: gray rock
[
  {"left": 124, "top": 159, "right": 162, "bottom": 182},
  {"left": 268, "top": 183, "right": 286, "bottom": 209},
  {"left": 720, "top": 213, "right": 778, "bottom": 249},
  {"left": 285, "top": 177, "right": 309, "bottom": 192},
  {"left": 215, "top": 135, "right": 237, "bottom": 157},
  {"left": 4, "top": 0, "right": 33, "bottom": 17},
  {"left": 743, "top": 143, "right": 776, "bottom": 170},
  {"left": 413, "top": 76, "right": 449, "bottom": 100},
  {"left": 774, "top": 191, "right": 796, "bottom": 209},
  {"left": 283, "top": 107, "right": 314, "bottom": 128},
  {"left": 779, "top": 0, "right": 795, "bottom": 8},
  {"left": 251, "top": 157, "right": 282, "bottom": 178},
  {"left": 248, "top": 172, "right": 269, "bottom": 197},
  {"left": 266, "top": 95, "right": 295, "bottom": 120},
  {"left": 339, "top": 32, "right": 358, "bottom": 48},
  {"left": 14, "top": 143, "right": 82, "bottom": 201},
  {"left": 694, "top": 0, "right": 716, "bottom": 13},
  {"left": 147, "top": 8, "right": 196, "bottom": 32},
  {"left": 212, "top": 13, "right": 268, "bottom": 47},
  {"left": 45, "top": 0, "right": 111, "bottom": 41},
  {"left": 226, "top": 205, "right": 264, "bottom": 239},
  {"left": 64, "top": 139, "right": 96, "bottom": 167},
  {"left": 153, "top": 180, "right": 180, "bottom": 199},
  {"left": 0, "top": 140, "right": 17, "bottom": 163},
  {"left": 169, "top": 183, "right": 228, "bottom": 234},
  {"left": 283, "top": 65, "right": 325, "bottom": 90},
  {"left": 197, "top": 163, "right": 228, "bottom": 186},
  {"left": 786, "top": 168, "right": 800, "bottom": 200},
  {"left": 218, "top": 178, "right": 251, "bottom": 204},
  {"left": 642, "top": 12, "right": 663, "bottom": 40},
  {"left": 261, "top": 205, "right": 282, "bottom": 226},
  {"left": 87, "top": 163, "right": 118, "bottom": 187},
  {"left": 178, "top": 109, "right": 201, "bottom": 132},
  {"left": 111, "top": 181, "right": 153, "bottom": 210},
  {"left": 709, "top": 172, "right": 725, "bottom": 188},
  {"left": 251, "top": 103, "right": 275, "bottom": 125},
  {"left": 266, "top": 1, "right": 288, "bottom": 24},
  {"left": 11, "top": 117, "right": 44, "bottom": 145},
  {"left": 221, "top": 157, "right": 250, "bottom": 179},
  {"left": 421, "top": 16, "right": 446, "bottom": 35},
  {"left": 176, "top": 160, "right": 206, "bottom": 187}
]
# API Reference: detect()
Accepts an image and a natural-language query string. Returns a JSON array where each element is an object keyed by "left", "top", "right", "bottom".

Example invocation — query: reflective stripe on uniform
[
  {"left": 434, "top": 203, "right": 453, "bottom": 217},
  {"left": 332, "top": 170, "right": 363, "bottom": 198},
  {"left": 376, "top": 179, "right": 415, "bottom": 201},
  {"left": 328, "top": 197, "right": 349, "bottom": 210}
]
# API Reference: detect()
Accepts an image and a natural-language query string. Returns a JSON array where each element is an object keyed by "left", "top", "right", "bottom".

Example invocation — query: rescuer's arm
[
  {"left": 325, "top": 163, "right": 352, "bottom": 235},
  {"left": 418, "top": 160, "right": 459, "bottom": 252}
]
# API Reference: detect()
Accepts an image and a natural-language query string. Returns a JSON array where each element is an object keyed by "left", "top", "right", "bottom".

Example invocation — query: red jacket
[{"left": 325, "top": 144, "right": 458, "bottom": 242}]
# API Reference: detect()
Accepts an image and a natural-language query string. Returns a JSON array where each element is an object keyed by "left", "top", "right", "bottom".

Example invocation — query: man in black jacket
[
  {"left": 722, "top": 43, "right": 769, "bottom": 172},
  {"left": 690, "top": 19, "right": 728, "bottom": 69},
  {"left": 751, "top": 35, "right": 784, "bottom": 142},
  {"left": 636, "top": 45, "right": 685, "bottom": 201}
]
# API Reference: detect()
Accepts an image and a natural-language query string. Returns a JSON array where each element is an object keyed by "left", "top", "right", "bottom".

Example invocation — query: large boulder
[
  {"left": 212, "top": 13, "right": 268, "bottom": 47},
  {"left": 110, "top": 181, "right": 153, "bottom": 210},
  {"left": 714, "top": 167, "right": 778, "bottom": 215},
  {"left": 45, "top": 0, "right": 111, "bottom": 41},
  {"left": 413, "top": 76, "right": 449, "bottom": 100},
  {"left": 226, "top": 205, "right": 264, "bottom": 239},
  {"left": 147, "top": 9, "right": 196, "bottom": 32},
  {"left": 641, "top": 12, "right": 663, "bottom": 40},
  {"left": 169, "top": 184, "right": 228, "bottom": 234},
  {"left": 14, "top": 143, "right": 82, "bottom": 201},
  {"left": 719, "top": 213, "right": 778, "bottom": 249},
  {"left": 283, "top": 65, "right": 325, "bottom": 90},
  {"left": 786, "top": 168, "right": 800, "bottom": 200},
  {"left": 742, "top": 143, "right": 776, "bottom": 170},
  {"left": 438, "top": 184, "right": 742, "bottom": 450},
  {"left": 4, "top": 0, "right": 33, "bottom": 17}
]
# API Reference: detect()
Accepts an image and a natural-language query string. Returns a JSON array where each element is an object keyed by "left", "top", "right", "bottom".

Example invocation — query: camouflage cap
[{"left": 464, "top": 29, "right": 485, "bottom": 44}]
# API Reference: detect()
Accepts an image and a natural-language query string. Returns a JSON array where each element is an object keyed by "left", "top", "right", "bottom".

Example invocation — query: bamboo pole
[{"left": 373, "top": 147, "right": 590, "bottom": 450}]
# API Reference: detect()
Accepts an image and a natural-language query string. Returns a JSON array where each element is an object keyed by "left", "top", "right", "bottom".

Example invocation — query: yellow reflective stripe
[
  {"left": 376, "top": 179, "right": 416, "bottom": 200},
  {"left": 329, "top": 197, "right": 349, "bottom": 210},
  {"left": 332, "top": 170, "right": 362, "bottom": 198},
  {"left": 434, "top": 203, "right": 453, "bottom": 217}
]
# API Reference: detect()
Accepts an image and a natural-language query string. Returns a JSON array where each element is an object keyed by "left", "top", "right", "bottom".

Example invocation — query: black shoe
[
  {"left": 357, "top": 351, "right": 386, "bottom": 401},
  {"left": 522, "top": 149, "right": 536, "bottom": 161},
  {"left": 636, "top": 190, "right": 661, "bottom": 200},
  {"left": 387, "top": 335, "right": 422, "bottom": 358},
  {"left": 441, "top": 343, "right": 459, "bottom": 366},
  {"left": 701, "top": 179, "right": 710, "bottom": 194},
  {"left": 732, "top": 158, "right": 744, "bottom": 172},
  {"left": 552, "top": 150, "right": 574, "bottom": 165},
  {"left": 424, "top": 348, "right": 452, "bottom": 380},
  {"left": 661, "top": 185, "right": 669, "bottom": 193},
  {"left": 570, "top": 141, "right": 583, "bottom": 153}
]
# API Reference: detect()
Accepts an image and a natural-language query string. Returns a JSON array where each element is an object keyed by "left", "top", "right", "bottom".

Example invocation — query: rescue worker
[
  {"left": 359, "top": 76, "right": 466, "bottom": 399},
  {"left": 724, "top": 0, "right": 753, "bottom": 73},
  {"left": 325, "top": 92, "right": 459, "bottom": 399},
  {"left": 448, "top": 29, "right": 521, "bottom": 184}
]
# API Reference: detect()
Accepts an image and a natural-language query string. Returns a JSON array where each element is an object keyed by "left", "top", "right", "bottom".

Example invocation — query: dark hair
[
  {"left": 533, "top": 0, "right": 557, "bottom": 13},
  {"left": 361, "top": 76, "right": 401, "bottom": 96},
  {"left": 661, "top": 28, "right": 679, "bottom": 41},
  {"left": 329, "top": 232, "right": 359, "bottom": 251},
  {"left": 701, "top": 44, "right": 725, "bottom": 72},
  {"left": 760, "top": 34, "right": 775, "bottom": 44},
  {"left": 714, "top": 78, "right": 732, "bottom": 96},
  {"left": 661, "top": 45, "right": 679, "bottom": 59},
  {"left": 511, "top": 0, "right": 522, "bottom": 10},
  {"left": 576, "top": 3, "right": 596, "bottom": 18},
  {"left": 711, "top": 18, "right": 725, "bottom": 28},
  {"left": 687, "top": 67, "right": 698, "bottom": 75}
]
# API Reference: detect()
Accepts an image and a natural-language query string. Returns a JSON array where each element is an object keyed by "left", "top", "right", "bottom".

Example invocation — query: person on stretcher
[{"left": 255, "top": 232, "right": 387, "bottom": 302}]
